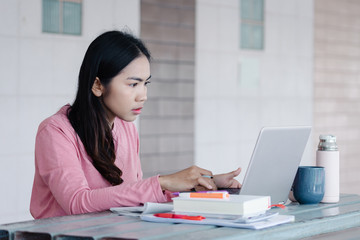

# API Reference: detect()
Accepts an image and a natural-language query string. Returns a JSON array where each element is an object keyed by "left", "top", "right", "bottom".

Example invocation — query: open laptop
[{"left": 221, "top": 126, "right": 311, "bottom": 205}]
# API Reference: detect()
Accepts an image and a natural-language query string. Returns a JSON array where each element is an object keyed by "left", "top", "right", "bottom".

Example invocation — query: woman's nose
[{"left": 136, "top": 87, "right": 147, "bottom": 102}]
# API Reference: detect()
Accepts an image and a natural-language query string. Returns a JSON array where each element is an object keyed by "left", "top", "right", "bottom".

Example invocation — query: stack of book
[
  {"left": 112, "top": 191, "right": 295, "bottom": 229},
  {"left": 172, "top": 192, "right": 271, "bottom": 218}
]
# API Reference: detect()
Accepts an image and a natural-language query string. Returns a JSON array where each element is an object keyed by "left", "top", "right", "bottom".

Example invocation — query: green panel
[
  {"left": 240, "top": 0, "right": 252, "bottom": 20},
  {"left": 240, "top": 0, "right": 264, "bottom": 21},
  {"left": 240, "top": 23, "right": 252, "bottom": 49},
  {"left": 252, "top": 25, "right": 264, "bottom": 49},
  {"left": 240, "top": 0, "right": 264, "bottom": 50},
  {"left": 240, "top": 23, "right": 264, "bottom": 50},
  {"left": 42, "top": 0, "right": 60, "bottom": 33},
  {"left": 252, "top": 0, "right": 264, "bottom": 21},
  {"left": 63, "top": 2, "right": 82, "bottom": 35}
]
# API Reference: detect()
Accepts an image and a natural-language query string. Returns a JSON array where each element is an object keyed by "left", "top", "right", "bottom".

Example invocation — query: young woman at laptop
[{"left": 30, "top": 31, "right": 241, "bottom": 219}]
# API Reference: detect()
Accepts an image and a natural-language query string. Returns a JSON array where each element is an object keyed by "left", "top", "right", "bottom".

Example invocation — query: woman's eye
[
  {"left": 129, "top": 83, "right": 138, "bottom": 87},
  {"left": 145, "top": 81, "right": 151, "bottom": 86}
]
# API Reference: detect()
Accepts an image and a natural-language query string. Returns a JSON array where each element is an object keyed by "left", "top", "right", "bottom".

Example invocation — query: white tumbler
[{"left": 316, "top": 135, "right": 340, "bottom": 203}]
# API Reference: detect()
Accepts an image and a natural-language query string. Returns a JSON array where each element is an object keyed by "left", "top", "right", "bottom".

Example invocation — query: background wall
[
  {"left": 195, "top": 0, "right": 314, "bottom": 182},
  {"left": 139, "top": 0, "right": 196, "bottom": 178},
  {"left": 313, "top": 0, "right": 360, "bottom": 195},
  {"left": 0, "top": 0, "right": 140, "bottom": 224}
]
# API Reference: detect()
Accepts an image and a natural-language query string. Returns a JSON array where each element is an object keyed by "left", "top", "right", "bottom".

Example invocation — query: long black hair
[{"left": 68, "top": 31, "right": 151, "bottom": 185}]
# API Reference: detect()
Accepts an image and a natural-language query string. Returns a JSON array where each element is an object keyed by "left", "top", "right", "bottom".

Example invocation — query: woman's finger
[
  {"left": 195, "top": 166, "right": 213, "bottom": 178},
  {"left": 197, "top": 176, "right": 215, "bottom": 190},
  {"left": 232, "top": 168, "right": 241, "bottom": 177}
]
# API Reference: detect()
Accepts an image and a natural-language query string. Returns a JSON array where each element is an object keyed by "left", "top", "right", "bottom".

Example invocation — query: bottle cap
[
  {"left": 319, "top": 135, "right": 336, "bottom": 142},
  {"left": 318, "top": 134, "right": 338, "bottom": 151}
]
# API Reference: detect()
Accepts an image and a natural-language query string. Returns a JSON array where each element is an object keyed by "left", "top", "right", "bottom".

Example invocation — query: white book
[{"left": 173, "top": 194, "right": 271, "bottom": 217}]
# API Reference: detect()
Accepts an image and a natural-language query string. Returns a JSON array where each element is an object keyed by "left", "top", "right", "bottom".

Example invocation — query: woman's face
[{"left": 102, "top": 55, "right": 151, "bottom": 123}]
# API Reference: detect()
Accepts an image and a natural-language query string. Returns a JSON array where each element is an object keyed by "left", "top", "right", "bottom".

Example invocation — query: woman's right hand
[{"left": 158, "top": 165, "right": 217, "bottom": 192}]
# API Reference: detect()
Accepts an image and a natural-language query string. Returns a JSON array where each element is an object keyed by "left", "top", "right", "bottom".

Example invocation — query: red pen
[{"left": 154, "top": 213, "right": 205, "bottom": 221}]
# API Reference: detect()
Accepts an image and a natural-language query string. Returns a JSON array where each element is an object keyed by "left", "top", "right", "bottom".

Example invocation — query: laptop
[{"left": 221, "top": 126, "right": 311, "bottom": 204}]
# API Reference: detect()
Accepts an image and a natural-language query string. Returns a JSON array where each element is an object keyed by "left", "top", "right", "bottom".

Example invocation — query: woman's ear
[{"left": 92, "top": 77, "right": 104, "bottom": 97}]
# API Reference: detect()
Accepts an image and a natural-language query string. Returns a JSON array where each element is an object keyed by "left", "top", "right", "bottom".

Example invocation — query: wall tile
[
  {"left": 141, "top": 152, "right": 193, "bottom": 178},
  {"left": 16, "top": 154, "right": 36, "bottom": 214},
  {"left": 179, "top": 8, "right": 195, "bottom": 27},
  {"left": 0, "top": 0, "right": 18, "bottom": 36},
  {"left": 0, "top": 97, "right": 18, "bottom": 155},
  {"left": 141, "top": 22, "right": 194, "bottom": 44},
  {"left": 82, "top": 0, "right": 115, "bottom": 39},
  {"left": 178, "top": 82, "right": 194, "bottom": 98},
  {"left": 140, "top": 117, "right": 194, "bottom": 135},
  {"left": 195, "top": 98, "right": 220, "bottom": 144},
  {"left": 158, "top": 100, "right": 194, "bottom": 117},
  {"left": 19, "top": 0, "right": 41, "bottom": 37},
  {"left": 114, "top": 0, "right": 140, "bottom": 35},
  {"left": 278, "top": 15, "right": 297, "bottom": 56},
  {"left": 147, "top": 42, "right": 178, "bottom": 61},
  {"left": 178, "top": 45, "right": 195, "bottom": 62},
  {"left": 264, "top": 14, "right": 280, "bottom": 55},
  {"left": 218, "top": 6, "right": 238, "bottom": 52},
  {"left": 195, "top": 4, "right": 218, "bottom": 50},
  {"left": 177, "top": 62, "right": 195, "bottom": 79},
  {"left": 140, "top": 136, "right": 159, "bottom": 155},
  {"left": 18, "top": 38, "right": 54, "bottom": 95},
  {"left": 217, "top": 53, "right": 239, "bottom": 97},
  {"left": 0, "top": 36, "right": 18, "bottom": 95},
  {"left": 147, "top": 81, "right": 179, "bottom": 98},
  {"left": 150, "top": 62, "right": 178, "bottom": 81},
  {"left": 159, "top": 135, "right": 194, "bottom": 153},
  {"left": 142, "top": 99, "right": 160, "bottom": 117},
  {"left": 51, "top": 39, "right": 84, "bottom": 96},
  {"left": 195, "top": 51, "right": 218, "bottom": 97},
  {"left": 141, "top": 2, "right": 180, "bottom": 24},
  {"left": 0, "top": 155, "right": 19, "bottom": 221}
]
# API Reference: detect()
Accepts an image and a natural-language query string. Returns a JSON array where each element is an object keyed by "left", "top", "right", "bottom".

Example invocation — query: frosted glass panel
[
  {"left": 252, "top": 25, "right": 264, "bottom": 49},
  {"left": 253, "top": 0, "right": 264, "bottom": 21},
  {"left": 42, "top": 0, "right": 82, "bottom": 35},
  {"left": 240, "top": 0, "right": 264, "bottom": 50},
  {"left": 42, "top": 0, "right": 60, "bottom": 33},
  {"left": 63, "top": 2, "right": 81, "bottom": 35}
]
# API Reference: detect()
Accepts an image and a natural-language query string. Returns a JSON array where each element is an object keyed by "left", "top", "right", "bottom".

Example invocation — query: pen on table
[
  {"left": 202, "top": 175, "right": 213, "bottom": 179},
  {"left": 154, "top": 213, "right": 205, "bottom": 221}
]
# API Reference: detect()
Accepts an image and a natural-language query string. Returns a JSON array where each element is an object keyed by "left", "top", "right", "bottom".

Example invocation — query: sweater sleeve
[{"left": 35, "top": 122, "right": 168, "bottom": 216}]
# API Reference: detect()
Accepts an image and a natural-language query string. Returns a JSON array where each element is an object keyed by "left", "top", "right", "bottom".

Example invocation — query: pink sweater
[{"left": 30, "top": 105, "right": 168, "bottom": 219}]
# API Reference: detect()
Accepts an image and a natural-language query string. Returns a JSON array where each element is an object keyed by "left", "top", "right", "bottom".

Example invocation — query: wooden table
[{"left": 2, "top": 194, "right": 360, "bottom": 240}]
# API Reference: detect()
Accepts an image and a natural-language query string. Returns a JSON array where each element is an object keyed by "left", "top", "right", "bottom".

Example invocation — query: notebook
[
  {"left": 172, "top": 194, "right": 270, "bottom": 217},
  {"left": 221, "top": 126, "right": 311, "bottom": 204}
]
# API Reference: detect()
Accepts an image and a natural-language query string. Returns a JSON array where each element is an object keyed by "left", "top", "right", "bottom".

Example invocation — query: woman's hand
[
  {"left": 213, "top": 167, "right": 242, "bottom": 189},
  {"left": 158, "top": 166, "right": 217, "bottom": 192}
]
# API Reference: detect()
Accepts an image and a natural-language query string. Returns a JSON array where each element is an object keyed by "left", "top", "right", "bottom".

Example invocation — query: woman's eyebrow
[{"left": 127, "top": 75, "right": 152, "bottom": 82}]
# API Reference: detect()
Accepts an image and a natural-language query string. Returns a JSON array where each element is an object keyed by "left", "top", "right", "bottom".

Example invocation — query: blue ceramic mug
[{"left": 293, "top": 166, "right": 325, "bottom": 204}]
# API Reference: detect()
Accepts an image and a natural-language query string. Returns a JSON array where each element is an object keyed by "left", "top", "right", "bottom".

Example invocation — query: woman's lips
[{"left": 132, "top": 107, "right": 142, "bottom": 114}]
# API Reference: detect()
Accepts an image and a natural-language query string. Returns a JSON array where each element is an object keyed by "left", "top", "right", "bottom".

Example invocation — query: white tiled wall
[
  {"left": 314, "top": 0, "right": 360, "bottom": 195},
  {"left": 0, "top": 0, "right": 140, "bottom": 224},
  {"left": 195, "top": 0, "right": 314, "bottom": 182}
]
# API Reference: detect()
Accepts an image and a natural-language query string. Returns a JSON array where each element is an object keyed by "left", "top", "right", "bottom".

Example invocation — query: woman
[{"left": 30, "top": 30, "right": 241, "bottom": 219}]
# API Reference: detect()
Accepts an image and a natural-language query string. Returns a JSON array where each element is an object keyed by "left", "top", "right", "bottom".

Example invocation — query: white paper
[
  {"left": 110, "top": 202, "right": 173, "bottom": 217},
  {"left": 140, "top": 214, "right": 295, "bottom": 230}
]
